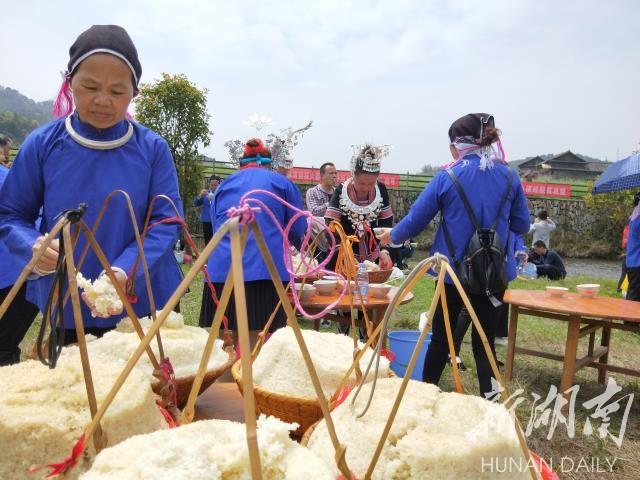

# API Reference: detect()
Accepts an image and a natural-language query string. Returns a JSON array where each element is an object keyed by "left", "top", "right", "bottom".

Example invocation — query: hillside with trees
[{"left": 0, "top": 86, "right": 53, "bottom": 144}]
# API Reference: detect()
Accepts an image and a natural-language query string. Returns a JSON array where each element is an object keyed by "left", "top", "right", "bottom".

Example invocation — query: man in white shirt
[{"left": 530, "top": 210, "right": 556, "bottom": 248}]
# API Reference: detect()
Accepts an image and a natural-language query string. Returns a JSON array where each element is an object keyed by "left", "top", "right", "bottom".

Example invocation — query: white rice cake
[
  {"left": 81, "top": 416, "right": 334, "bottom": 480},
  {"left": 308, "top": 377, "right": 531, "bottom": 479},
  {"left": 252, "top": 326, "right": 390, "bottom": 398}
]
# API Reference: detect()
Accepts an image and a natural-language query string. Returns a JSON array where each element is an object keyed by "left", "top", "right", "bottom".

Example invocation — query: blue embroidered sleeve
[
  {"left": 391, "top": 172, "right": 442, "bottom": 244},
  {"left": 0, "top": 131, "right": 45, "bottom": 269}
]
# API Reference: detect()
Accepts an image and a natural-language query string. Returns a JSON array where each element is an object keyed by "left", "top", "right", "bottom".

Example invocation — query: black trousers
[
  {"left": 202, "top": 222, "right": 213, "bottom": 246},
  {"left": 537, "top": 264, "right": 565, "bottom": 280},
  {"left": 423, "top": 282, "right": 503, "bottom": 397},
  {"left": 0, "top": 284, "right": 40, "bottom": 366},
  {"left": 627, "top": 267, "right": 640, "bottom": 302},
  {"left": 453, "top": 303, "right": 508, "bottom": 355}
]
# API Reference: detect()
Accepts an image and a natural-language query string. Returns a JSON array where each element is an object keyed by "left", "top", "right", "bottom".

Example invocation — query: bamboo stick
[
  {"left": 182, "top": 228, "right": 249, "bottom": 424},
  {"left": 68, "top": 191, "right": 165, "bottom": 361},
  {"left": 443, "top": 263, "right": 541, "bottom": 480},
  {"left": 76, "top": 221, "right": 161, "bottom": 369},
  {"left": 0, "top": 216, "right": 68, "bottom": 320},
  {"left": 230, "top": 221, "right": 263, "bottom": 480},
  {"left": 62, "top": 225, "right": 107, "bottom": 451},
  {"left": 78, "top": 219, "right": 232, "bottom": 450},
  {"left": 439, "top": 279, "right": 463, "bottom": 393},
  {"left": 251, "top": 222, "right": 352, "bottom": 479}
]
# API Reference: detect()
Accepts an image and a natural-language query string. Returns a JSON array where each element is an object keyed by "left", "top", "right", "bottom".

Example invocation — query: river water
[{"left": 564, "top": 258, "right": 622, "bottom": 280}]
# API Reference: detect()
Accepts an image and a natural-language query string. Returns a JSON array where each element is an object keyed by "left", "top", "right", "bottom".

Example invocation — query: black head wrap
[
  {"left": 448, "top": 113, "right": 495, "bottom": 144},
  {"left": 67, "top": 25, "right": 142, "bottom": 90}
]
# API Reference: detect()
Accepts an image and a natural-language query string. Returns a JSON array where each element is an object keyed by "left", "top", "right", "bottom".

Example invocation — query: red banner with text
[
  {"left": 288, "top": 167, "right": 400, "bottom": 188},
  {"left": 522, "top": 182, "right": 571, "bottom": 198}
]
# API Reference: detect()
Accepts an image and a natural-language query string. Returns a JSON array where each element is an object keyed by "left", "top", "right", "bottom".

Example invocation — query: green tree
[
  {"left": 134, "top": 73, "right": 212, "bottom": 206},
  {"left": 584, "top": 183, "right": 633, "bottom": 256},
  {"left": 0, "top": 110, "right": 40, "bottom": 144}
]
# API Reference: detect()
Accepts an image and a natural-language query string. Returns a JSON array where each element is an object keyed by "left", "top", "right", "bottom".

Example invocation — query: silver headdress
[
  {"left": 266, "top": 120, "right": 313, "bottom": 170},
  {"left": 242, "top": 113, "right": 272, "bottom": 132},
  {"left": 224, "top": 139, "right": 246, "bottom": 168},
  {"left": 350, "top": 144, "right": 391, "bottom": 174}
]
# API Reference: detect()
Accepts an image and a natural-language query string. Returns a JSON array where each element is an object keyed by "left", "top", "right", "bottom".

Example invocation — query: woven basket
[
  {"left": 153, "top": 346, "right": 236, "bottom": 408},
  {"left": 367, "top": 269, "right": 392, "bottom": 284},
  {"left": 232, "top": 362, "right": 395, "bottom": 438},
  {"left": 231, "top": 361, "right": 326, "bottom": 437}
]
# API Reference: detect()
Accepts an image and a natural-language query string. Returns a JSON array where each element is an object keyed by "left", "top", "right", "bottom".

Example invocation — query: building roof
[{"left": 514, "top": 150, "right": 611, "bottom": 177}]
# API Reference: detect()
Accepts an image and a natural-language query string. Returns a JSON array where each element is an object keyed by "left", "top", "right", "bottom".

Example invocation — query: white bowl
[
  {"left": 576, "top": 284, "right": 600, "bottom": 298},
  {"left": 546, "top": 286, "right": 569, "bottom": 297},
  {"left": 313, "top": 279, "right": 338, "bottom": 296},
  {"left": 294, "top": 283, "right": 316, "bottom": 300},
  {"left": 369, "top": 283, "right": 391, "bottom": 298},
  {"left": 373, "top": 227, "right": 390, "bottom": 237}
]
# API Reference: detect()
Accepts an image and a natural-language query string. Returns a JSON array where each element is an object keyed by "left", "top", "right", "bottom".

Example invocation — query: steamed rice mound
[
  {"left": 86, "top": 311, "right": 229, "bottom": 379},
  {"left": 81, "top": 416, "right": 334, "bottom": 480},
  {"left": 0, "top": 347, "right": 165, "bottom": 480},
  {"left": 252, "top": 326, "right": 390, "bottom": 398},
  {"left": 307, "top": 377, "right": 531, "bottom": 479}
]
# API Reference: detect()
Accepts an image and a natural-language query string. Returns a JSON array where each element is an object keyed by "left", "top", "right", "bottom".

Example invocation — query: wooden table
[
  {"left": 504, "top": 289, "right": 640, "bottom": 404},
  {"left": 294, "top": 287, "right": 414, "bottom": 331}
]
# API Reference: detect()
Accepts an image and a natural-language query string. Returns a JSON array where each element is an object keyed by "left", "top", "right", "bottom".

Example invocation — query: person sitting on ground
[
  {"left": 529, "top": 240, "right": 566, "bottom": 280},
  {"left": 529, "top": 210, "right": 556, "bottom": 248}
]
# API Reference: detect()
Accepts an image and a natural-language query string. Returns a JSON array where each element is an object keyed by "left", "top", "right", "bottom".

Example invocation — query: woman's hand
[
  {"left": 376, "top": 228, "right": 393, "bottom": 247},
  {"left": 32, "top": 235, "right": 59, "bottom": 275}
]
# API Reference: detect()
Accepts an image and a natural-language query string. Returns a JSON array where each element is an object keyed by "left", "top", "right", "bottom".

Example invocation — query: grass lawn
[{"left": 18, "top": 252, "right": 640, "bottom": 479}]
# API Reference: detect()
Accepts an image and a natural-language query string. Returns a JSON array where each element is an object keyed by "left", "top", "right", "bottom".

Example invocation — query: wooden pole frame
[{"left": 345, "top": 254, "right": 541, "bottom": 480}]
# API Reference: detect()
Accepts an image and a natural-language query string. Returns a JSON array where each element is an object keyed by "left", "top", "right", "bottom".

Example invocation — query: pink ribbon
[
  {"left": 234, "top": 189, "right": 347, "bottom": 320},
  {"left": 226, "top": 203, "right": 261, "bottom": 225}
]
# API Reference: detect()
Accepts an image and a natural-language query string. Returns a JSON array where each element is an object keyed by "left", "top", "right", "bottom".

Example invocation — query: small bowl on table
[
  {"left": 546, "top": 286, "right": 569, "bottom": 297},
  {"left": 369, "top": 283, "right": 391, "bottom": 299},
  {"left": 313, "top": 279, "right": 338, "bottom": 296},
  {"left": 373, "top": 227, "right": 391, "bottom": 237},
  {"left": 576, "top": 284, "right": 600, "bottom": 298},
  {"left": 294, "top": 283, "right": 316, "bottom": 301},
  {"left": 322, "top": 275, "right": 340, "bottom": 282}
]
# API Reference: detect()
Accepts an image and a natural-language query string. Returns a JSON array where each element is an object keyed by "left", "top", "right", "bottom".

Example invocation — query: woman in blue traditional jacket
[
  {"left": 0, "top": 25, "right": 182, "bottom": 345},
  {"left": 0, "top": 162, "right": 40, "bottom": 365},
  {"left": 193, "top": 175, "right": 221, "bottom": 245},
  {"left": 379, "top": 113, "right": 530, "bottom": 397},
  {"left": 199, "top": 138, "right": 306, "bottom": 347}
]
